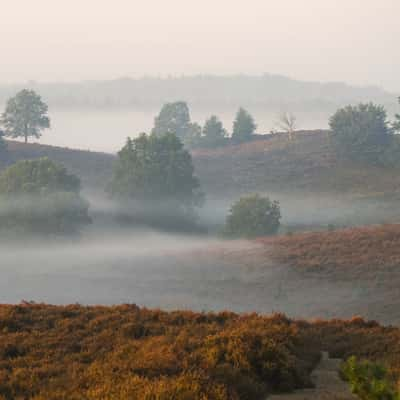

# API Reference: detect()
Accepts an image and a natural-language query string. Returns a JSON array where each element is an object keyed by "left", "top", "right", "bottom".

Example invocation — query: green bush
[
  {"left": 224, "top": 193, "right": 281, "bottom": 238},
  {"left": 329, "top": 103, "right": 392, "bottom": 163},
  {"left": 341, "top": 356, "right": 400, "bottom": 400},
  {"left": 0, "top": 158, "right": 91, "bottom": 235}
]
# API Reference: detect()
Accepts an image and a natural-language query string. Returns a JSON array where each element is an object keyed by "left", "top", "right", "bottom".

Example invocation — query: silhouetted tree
[
  {"left": 1, "top": 89, "right": 50, "bottom": 143},
  {"left": 232, "top": 108, "right": 256, "bottom": 143}
]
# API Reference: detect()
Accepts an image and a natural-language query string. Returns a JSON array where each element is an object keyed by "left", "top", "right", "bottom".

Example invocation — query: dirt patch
[{"left": 268, "top": 352, "right": 356, "bottom": 400}]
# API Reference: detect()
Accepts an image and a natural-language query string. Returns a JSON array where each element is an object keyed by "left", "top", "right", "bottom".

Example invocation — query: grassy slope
[
  {"left": 255, "top": 224, "right": 400, "bottom": 323},
  {"left": 192, "top": 130, "right": 400, "bottom": 197},
  {"left": 2, "top": 131, "right": 400, "bottom": 197},
  {"left": 264, "top": 224, "right": 400, "bottom": 274},
  {"left": 0, "top": 140, "right": 115, "bottom": 190}
]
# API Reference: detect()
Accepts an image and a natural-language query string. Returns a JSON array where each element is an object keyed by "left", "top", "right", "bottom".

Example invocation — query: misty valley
[{"left": 1, "top": 4, "right": 400, "bottom": 396}]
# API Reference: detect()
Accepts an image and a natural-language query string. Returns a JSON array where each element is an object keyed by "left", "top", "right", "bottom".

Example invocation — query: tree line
[{"left": 0, "top": 89, "right": 400, "bottom": 237}]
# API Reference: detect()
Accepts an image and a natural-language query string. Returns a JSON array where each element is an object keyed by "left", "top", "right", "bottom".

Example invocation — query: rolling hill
[
  {"left": 3, "top": 130, "right": 400, "bottom": 196},
  {"left": 2, "top": 131, "right": 400, "bottom": 231}
]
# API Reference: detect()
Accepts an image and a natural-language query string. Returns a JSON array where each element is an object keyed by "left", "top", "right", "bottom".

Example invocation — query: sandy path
[{"left": 268, "top": 352, "right": 356, "bottom": 400}]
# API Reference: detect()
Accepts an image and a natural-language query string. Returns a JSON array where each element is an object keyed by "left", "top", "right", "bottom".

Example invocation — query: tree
[
  {"left": 232, "top": 108, "right": 256, "bottom": 143},
  {"left": 108, "top": 132, "right": 203, "bottom": 228},
  {"left": 0, "top": 129, "right": 7, "bottom": 153},
  {"left": 393, "top": 97, "right": 400, "bottom": 133},
  {"left": 224, "top": 194, "right": 281, "bottom": 238},
  {"left": 329, "top": 103, "right": 392, "bottom": 160},
  {"left": 151, "top": 101, "right": 200, "bottom": 145},
  {"left": 200, "top": 115, "right": 227, "bottom": 147},
  {"left": 0, "top": 158, "right": 91, "bottom": 234},
  {"left": 1, "top": 89, "right": 50, "bottom": 143},
  {"left": 277, "top": 111, "right": 297, "bottom": 141}
]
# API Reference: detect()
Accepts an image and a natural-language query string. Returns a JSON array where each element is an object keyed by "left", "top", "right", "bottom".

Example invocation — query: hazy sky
[{"left": 1, "top": 0, "right": 399, "bottom": 90}]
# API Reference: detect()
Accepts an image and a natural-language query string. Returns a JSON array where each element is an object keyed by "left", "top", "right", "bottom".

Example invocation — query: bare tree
[{"left": 277, "top": 111, "right": 297, "bottom": 141}]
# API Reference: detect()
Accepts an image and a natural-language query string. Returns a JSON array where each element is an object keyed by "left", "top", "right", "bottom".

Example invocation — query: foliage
[
  {"left": 0, "top": 130, "right": 7, "bottom": 153},
  {"left": 393, "top": 97, "right": 400, "bottom": 133},
  {"left": 232, "top": 108, "right": 256, "bottom": 143},
  {"left": 329, "top": 103, "right": 392, "bottom": 162},
  {"left": 108, "top": 132, "right": 203, "bottom": 228},
  {"left": 225, "top": 194, "right": 281, "bottom": 237},
  {"left": 341, "top": 356, "right": 400, "bottom": 400},
  {"left": 0, "top": 158, "right": 90, "bottom": 234},
  {"left": 3, "top": 305, "right": 400, "bottom": 400},
  {"left": 151, "top": 101, "right": 201, "bottom": 145},
  {"left": 199, "top": 115, "right": 227, "bottom": 147},
  {"left": 1, "top": 89, "right": 50, "bottom": 143},
  {"left": 0, "top": 305, "right": 320, "bottom": 400}
]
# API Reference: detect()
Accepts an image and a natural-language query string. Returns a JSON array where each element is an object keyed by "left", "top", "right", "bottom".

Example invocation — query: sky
[{"left": 1, "top": 0, "right": 399, "bottom": 91}]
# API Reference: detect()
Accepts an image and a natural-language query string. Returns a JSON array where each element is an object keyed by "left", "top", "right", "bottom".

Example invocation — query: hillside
[
  {"left": 0, "top": 304, "right": 400, "bottom": 399},
  {"left": 0, "top": 140, "right": 115, "bottom": 190},
  {"left": 192, "top": 130, "right": 400, "bottom": 197},
  {"left": 256, "top": 224, "right": 400, "bottom": 324},
  {"left": 3, "top": 132, "right": 400, "bottom": 231},
  {"left": 3, "top": 131, "right": 400, "bottom": 198}
]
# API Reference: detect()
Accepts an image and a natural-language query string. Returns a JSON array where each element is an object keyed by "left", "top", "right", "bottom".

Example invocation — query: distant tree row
[
  {"left": 2, "top": 89, "right": 400, "bottom": 237},
  {"left": 152, "top": 101, "right": 257, "bottom": 147}
]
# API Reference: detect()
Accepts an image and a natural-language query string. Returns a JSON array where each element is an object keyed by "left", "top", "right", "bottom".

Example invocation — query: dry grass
[{"left": 262, "top": 224, "right": 400, "bottom": 276}]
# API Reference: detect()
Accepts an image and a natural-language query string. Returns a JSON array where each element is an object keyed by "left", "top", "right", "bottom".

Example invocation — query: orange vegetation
[
  {"left": 0, "top": 304, "right": 400, "bottom": 399},
  {"left": 263, "top": 224, "right": 400, "bottom": 274}
]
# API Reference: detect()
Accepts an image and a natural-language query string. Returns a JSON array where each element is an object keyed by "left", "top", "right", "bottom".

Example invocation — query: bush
[
  {"left": 329, "top": 103, "right": 392, "bottom": 163},
  {"left": 0, "top": 158, "right": 91, "bottom": 235},
  {"left": 0, "top": 130, "right": 7, "bottom": 153},
  {"left": 341, "top": 356, "right": 400, "bottom": 400},
  {"left": 224, "top": 193, "right": 281, "bottom": 237}
]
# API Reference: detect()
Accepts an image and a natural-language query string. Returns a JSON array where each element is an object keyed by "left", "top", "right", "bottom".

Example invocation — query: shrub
[
  {"left": 341, "top": 356, "right": 400, "bottom": 400},
  {"left": 329, "top": 103, "right": 392, "bottom": 162},
  {"left": 0, "top": 158, "right": 90, "bottom": 235},
  {"left": 224, "top": 193, "right": 281, "bottom": 237}
]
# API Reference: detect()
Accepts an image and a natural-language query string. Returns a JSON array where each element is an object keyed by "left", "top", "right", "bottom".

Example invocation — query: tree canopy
[
  {"left": 0, "top": 129, "right": 7, "bottom": 153},
  {"left": 329, "top": 103, "right": 392, "bottom": 160},
  {"left": 151, "top": 101, "right": 200, "bottom": 145},
  {"left": 201, "top": 115, "right": 227, "bottom": 147},
  {"left": 108, "top": 133, "right": 203, "bottom": 228},
  {"left": 394, "top": 97, "right": 400, "bottom": 133},
  {"left": 224, "top": 193, "right": 281, "bottom": 238},
  {"left": 1, "top": 89, "right": 50, "bottom": 143},
  {"left": 0, "top": 158, "right": 90, "bottom": 235},
  {"left": 231, "top": 108, "right": 256, "bottom": 143}
]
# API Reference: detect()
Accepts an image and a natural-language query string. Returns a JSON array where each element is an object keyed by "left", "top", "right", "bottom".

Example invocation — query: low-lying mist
[{"left": 1, "top": 190, "right": 399, "bottom": 324}]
